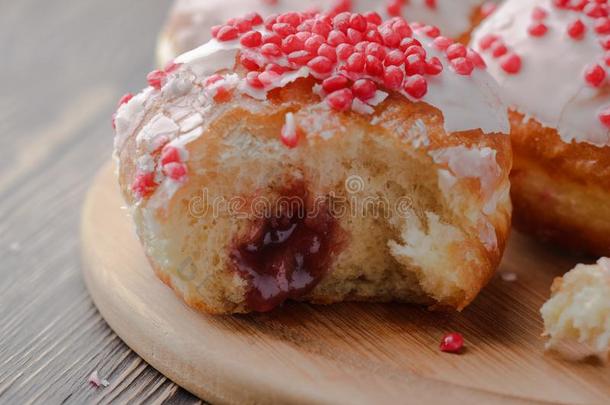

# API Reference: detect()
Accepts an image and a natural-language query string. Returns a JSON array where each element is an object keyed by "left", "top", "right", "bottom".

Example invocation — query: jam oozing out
[{"left": 230, "top": 183, "right": 342, "bottom": 312}]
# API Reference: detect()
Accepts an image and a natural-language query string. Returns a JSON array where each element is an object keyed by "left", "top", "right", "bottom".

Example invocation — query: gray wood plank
[{"left": 0, "top": 0, "right": 203, "bottom": 402}]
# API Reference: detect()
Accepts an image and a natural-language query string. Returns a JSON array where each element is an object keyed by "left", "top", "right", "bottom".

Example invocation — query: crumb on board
[{"left": 88, "top": 370, "right": 110, "bottom": 388}]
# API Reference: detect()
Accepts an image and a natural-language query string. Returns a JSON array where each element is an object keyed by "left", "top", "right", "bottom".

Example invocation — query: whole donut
[
  {"left": 158, "top": 0, "right": 494, "bottom": 65},
  {"left": 472, "top": 0, "right": 610, "bottom": 256},
  {"left": 115, "top": 11, "right": 512, "bottom": 314}
]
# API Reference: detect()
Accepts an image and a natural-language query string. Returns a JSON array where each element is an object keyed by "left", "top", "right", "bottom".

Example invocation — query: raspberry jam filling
[{"left": 230, "top": 183, "right": 342, "bottom": 312}]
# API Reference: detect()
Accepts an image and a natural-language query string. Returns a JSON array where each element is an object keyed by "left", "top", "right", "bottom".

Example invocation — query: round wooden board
[{"left": 81, "top": 162, "right": 610, "bottom": 405}]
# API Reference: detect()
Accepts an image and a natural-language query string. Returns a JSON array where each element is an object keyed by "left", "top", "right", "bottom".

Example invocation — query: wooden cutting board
[{"left": 81, "top": 162, "right": 610, "bottom": 405}]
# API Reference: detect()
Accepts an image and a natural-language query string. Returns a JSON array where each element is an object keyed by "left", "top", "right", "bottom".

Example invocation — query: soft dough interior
[{"left": 133, "top": 85, "right": 504, "bottom": 314}]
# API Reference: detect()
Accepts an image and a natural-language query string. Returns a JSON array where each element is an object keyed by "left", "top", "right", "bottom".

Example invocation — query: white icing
[
  {"left": 136, "top": 114, "right": 180, "bottom": 153},
  {"left": 163, "top": 75, "right": 194, "bottom": 98},
  {"left": 172, "top": 126, "right": 205, "bottom": 149},
  {"left": 478, "top": 219, "right": 498, "bottom": 250},
  {"left": 136, "top": 154, "right": 155, "bottom": 173},
  {"left": 412, "top": 29, "right": 510, "bottom": 134},
  {"left": 430, "top": 145, "right": 504, "bottom": 250},
  {"left": 175, "top": 38, "right": 239, "bottom": 75},
  {"left": 472, "top": 0, "right": 610, "bottom": 146},
  {"left": 353, "top": 0, "right": 484, "bottom": 38},
  {"left": 367, "top": 90, "right": 389, "bottom": 107},
  {"left": 160, "top": 0, "right": 488, "bottom": 64},
  {"left": 437, "top": 168, "right": 457, "bottom": 196},
  {"left": 179, "top": 112, "right": 204, "bottom": 132},
  {"left": 282, "top": 112, "right": 298, "bottom": 140},
  {"left": 430, "top": 145, "right": 502, "bottom": 205},
  {"left": 173, "top": 26, "right": 509, "bottom": 135},
  {"left": 351, "top": 97, "right": 375, "bottom": 115},
  {"left": 114, "top": 88, "right": 154, "bottom": 152}
]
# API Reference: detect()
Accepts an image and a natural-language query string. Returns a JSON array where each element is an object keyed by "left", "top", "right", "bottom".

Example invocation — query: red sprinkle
[
  {"left": 451, "top": 57, "right": 474, "bottom": 76},
  {"left": 322, "top": 75, "right": 350, "bottom": 93},
  {"left": 384, "top": 49, "right": 406, "bottom": 66},
  {"left": 467, "top": 49, "right": 486, "bottom": 69},
  {"left": 261, "top": 43, "right": 282, "bottom": 57},
  {"left": 433, "top": 36, "right": 454, "bottom": 51},
  {"left": 567, "top": 19, "right": 586, "bottom": 39},
  {"left": 244, "top": 12, "right": 263, "bottom": 26},
  {"left": 163, "top": 61, "right": 180, "bottom": 74},
  {"left": 240, "top": 30, "right": 262, "bottom": 47},
  {"left": 345, "top": 52, "right": 366, "bottom": 72},
  {"left": 280, "top": 113, "right": 300, "bottom": 148},
  {"left": 403, "top": 74, "right": 428, "bottom": 99},
  {"left": 352, "top": 79, "right": 377, "bottom": 100},
  {"left": 405, "top": 54, "right": 426, "bottom": 75},
  {"left": 216, "top": 25, "right": 239, "bottom": 41},
  {"left": 420, "top": 25, "right": 440, "bottom": 38},
  {"left": 336, "top": 43, "right": 354, "bottom": 60},
  {"left": 584, "top": 3, "right": 608, "bottom": 18},
  {"left": 132, "top": 172, "right": 157, "bottom": 198},
  {"left": 584, "top": 63, "right": 607, "bottom": 87},
  {"left": 528, "top": 22, "right": 548, "bottom": 37},
  {"left": 531, "top": 6, "right": 548, "bottom": 21},
  {"left": 326, "top": 88, "right": 354, "bottom": 111},
  {"left": 595, "top": 18, "right": 610, "bottom": 35},
  {"left": 308, "top": 56, "right": 334, "bottom": 74},
  {"left": 383, "top": 65, "right": 405, "bottom": 89},
  {"left": 146, "top": 70, "right": 166, "bottom": 90},
  {"left": 160, "top": 145, "right": 181, "bottom": 166},
  {"left": 440, "top": 333, "right": 464, "bottom": 353},
  {"left": 240, "top": 54, "right": 261, "bottom": 71},
  {"left": 246, "top": 71, "right": 264, "bottom": 89},
  {"left": 163, "top": 163, "right": 188, "bottom": 181},
  {"left": 500, "top": 53, "right": 522, "bottom": 74},
  {"left": 425, "top": 57, "right": 444, "bottom": 75},
  {"left": 478, "top": 34, "right": 499, "bottom": 50},
  {"left": 117, "top": 93, "right": 133, "bottom": 107},
  {"left": 446, "top": 43, "right": 467, "bottom": 60},
  {"left": 599, "top": 106, "right": 610, "bottom": 129},
  {"left": 364, "top": 11, "right": 382, "bottom": 25},
  {"left": 365, "top": 55, "right": 384, "bottom": 76},
  {"left": 491, "top": 42, "right": 508, "bottom": 58}
]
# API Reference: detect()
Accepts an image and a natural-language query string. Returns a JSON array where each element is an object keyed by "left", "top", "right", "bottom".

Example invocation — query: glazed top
[
  {"left": 472, "top": 0, "right": 610, "bottom": 147},
  {"left": 172, "top": 11, "right": 509, "bottom": 134},
  {"left": 160, "top": 0, "right": 487, "bottom": 61}
]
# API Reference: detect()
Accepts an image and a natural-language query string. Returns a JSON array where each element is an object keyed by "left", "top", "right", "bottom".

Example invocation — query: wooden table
[{"left": 0, "top": 0, "right": 201, "bottom": 402}]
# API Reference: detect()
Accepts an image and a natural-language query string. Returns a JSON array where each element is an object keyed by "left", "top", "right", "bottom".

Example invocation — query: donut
[
  {"left": 157, "top": 0, "right": 497, "bottom": 66},
  {"left": 541, "top": 258, "right": 610, "bottom": 359},
  {"left": 114, "top": 11, "right": 511, "bottom": 314},
  {"left": 471, "top": 0, "right": 610, "bottom": 256}
]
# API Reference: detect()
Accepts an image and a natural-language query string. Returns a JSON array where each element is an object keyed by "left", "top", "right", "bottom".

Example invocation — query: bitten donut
[
  {"left": 541, "top": 258, "right": 610, "bottom": 359},
  {"left": 157, "top": 0, "right": 496, "bottom": 66},
  {"left": 472, "top": 0, "right": 610, "bottom": 256},
  {"left": 114, "top": 11, "right": 511, "bottom": 314}
]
